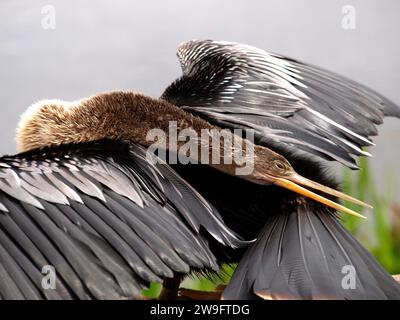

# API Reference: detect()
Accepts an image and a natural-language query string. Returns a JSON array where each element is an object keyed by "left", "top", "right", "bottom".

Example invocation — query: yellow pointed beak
[{"left": 270, "top": 173, "right": 371, "bottom": 219}]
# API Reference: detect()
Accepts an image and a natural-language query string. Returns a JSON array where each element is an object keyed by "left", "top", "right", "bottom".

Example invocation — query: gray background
[{"left": 1, "top": 0, "right": 399, "bottom": 195}]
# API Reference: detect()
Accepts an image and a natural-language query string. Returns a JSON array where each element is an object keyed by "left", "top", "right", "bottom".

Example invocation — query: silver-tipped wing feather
[
  {"left": 0, "top": 140, "right": 244, "bottom": 299},
  {"left": 162, "top": 40, "right": 400, "bottom": 168}
]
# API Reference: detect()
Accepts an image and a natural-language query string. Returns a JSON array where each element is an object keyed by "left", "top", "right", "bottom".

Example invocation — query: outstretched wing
[
  {"left": 0, "top": 140, "right": 243, "bottom": 300},
  {"left": 162, "top": 40, "right": 400, "bottom": 169}
]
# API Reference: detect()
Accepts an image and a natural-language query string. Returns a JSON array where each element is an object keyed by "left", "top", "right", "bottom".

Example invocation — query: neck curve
[
  {"left": 16, "top": 91, "right": 214, "bottom": 152},
  {"left": 16, "top": 91, "right": 283, "bottom": 181}
]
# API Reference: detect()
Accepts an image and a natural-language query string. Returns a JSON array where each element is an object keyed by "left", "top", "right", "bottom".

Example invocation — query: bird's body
[
  {"left": 173, "top": 153, "right": 400, "bottom": 299},
  {"left": 0, "top": 40, "right": 400, "bottom": 299}
]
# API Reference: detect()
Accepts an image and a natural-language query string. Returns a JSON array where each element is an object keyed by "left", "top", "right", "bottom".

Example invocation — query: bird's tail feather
[{"left": 222, "top": 205, "right": 400, "bottom": 299}]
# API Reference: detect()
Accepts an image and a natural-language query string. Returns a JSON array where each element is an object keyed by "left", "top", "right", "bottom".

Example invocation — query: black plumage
[
  {"left": 172, "top": 155, "right": 400, "bottom": 299},
  {"left": 163, "top": 40, "right": 400, "bottom": 168},
  {"left": 162, "top": 40, "right": 400, "bottom": 299},
  {"left": 0, "top": 140, "right": 244, "bottom": 299},
  {"left": 0, "top": 39, "right": 400, "bottom": 300},
  {"left": 224, "top": 203, "right": 400, "bottom": 299}
]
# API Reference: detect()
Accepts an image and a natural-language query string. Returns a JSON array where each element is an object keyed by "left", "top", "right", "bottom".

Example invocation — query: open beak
[{"left": 269, "top": 172, "right": 371, "bottom": 219}]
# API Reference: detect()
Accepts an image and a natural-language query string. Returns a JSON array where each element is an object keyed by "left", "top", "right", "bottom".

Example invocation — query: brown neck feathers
[{"left": 16, "top": 91, "right": 214, "bottom": 152}]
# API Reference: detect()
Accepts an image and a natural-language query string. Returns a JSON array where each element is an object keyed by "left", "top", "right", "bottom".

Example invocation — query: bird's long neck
[
  {"left": 16, "top": 91, "right": 206, "bottom": 150},
  {"left": 16, "top": 91, "right": 263, "bottom": 177}
]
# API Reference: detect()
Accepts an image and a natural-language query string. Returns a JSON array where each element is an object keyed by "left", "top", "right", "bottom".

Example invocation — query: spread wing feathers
[
  {"left": 0, "top": 140, "right": 244, "bottom": 300},
  {"left": 222, "top": 205, "right": 400, "bottom": 300},
  {"left": 162, "top": 40, "right": 400, "bottom": 169}
]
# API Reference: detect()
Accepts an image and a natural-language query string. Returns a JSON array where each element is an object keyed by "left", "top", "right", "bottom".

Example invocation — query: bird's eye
[{"left": 274, "top": 160, "right": 286, "bottom": 171}]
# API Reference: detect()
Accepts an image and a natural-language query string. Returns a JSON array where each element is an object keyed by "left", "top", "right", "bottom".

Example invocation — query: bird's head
[{"left": 246, "top": 146, "right": 371, "bottom": 219}]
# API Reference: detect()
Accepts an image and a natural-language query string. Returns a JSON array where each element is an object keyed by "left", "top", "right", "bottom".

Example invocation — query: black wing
[
  {"left": 162, "top": 40, "right": 400, "bottom": 169},
  {"left": 222, "top": 204, "right": 400, "bottom": 300},
  {"left": 0, "top": 140, "right": 244, "bottom": 300}
]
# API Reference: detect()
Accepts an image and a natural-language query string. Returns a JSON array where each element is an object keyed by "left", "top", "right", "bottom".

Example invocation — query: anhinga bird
[{"left": 0, "top": 40, "right": 399, "bottom": 300}]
